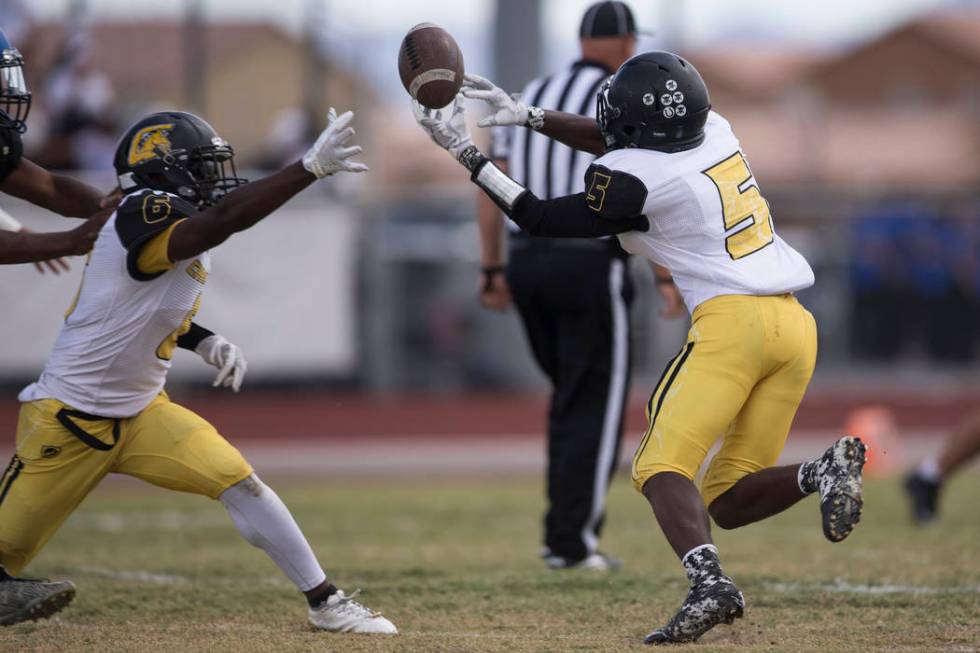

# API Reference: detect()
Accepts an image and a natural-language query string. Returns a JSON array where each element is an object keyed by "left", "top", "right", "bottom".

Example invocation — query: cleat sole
[
  {"left": 0, "top": 583, "right": 75, "bottom": 627},
  {"left": 822, "top": 438, "right": 866, "bottom": 543}
]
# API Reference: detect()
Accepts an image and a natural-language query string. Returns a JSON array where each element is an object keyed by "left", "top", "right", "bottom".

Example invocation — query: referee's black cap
[{"left": 579, "top": 2, "right": 650, "bottom": 39}]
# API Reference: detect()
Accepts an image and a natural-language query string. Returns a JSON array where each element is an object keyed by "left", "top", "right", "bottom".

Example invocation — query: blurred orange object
[{"left": 843, "top": 405, "right": 903, "bottom": 477}]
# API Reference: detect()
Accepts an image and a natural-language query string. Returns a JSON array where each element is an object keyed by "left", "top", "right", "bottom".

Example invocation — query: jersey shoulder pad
[
  {"left": 114, "top": 190, "right": 196, "bottom": 250},
  {"left": 0, "top": 125, "right": 23, "bottom": 183},
  {"left": 114, "top": 190, "right": 196, "bottom": 281},
  {"left": 583, "top": 162, "right": 648, "bottom": 221}
]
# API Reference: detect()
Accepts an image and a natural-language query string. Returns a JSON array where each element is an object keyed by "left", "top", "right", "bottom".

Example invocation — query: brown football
[{"left": 398, "top": 23, "right": 464, "bottom": 109}]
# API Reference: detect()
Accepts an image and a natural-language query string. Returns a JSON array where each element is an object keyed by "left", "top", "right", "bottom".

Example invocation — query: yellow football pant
[
  {"left": 0, "top": 392, "right": 252, "bottom": 574},
  {"left": 631, "top": 294, "right": 817, "bottom": 506}
]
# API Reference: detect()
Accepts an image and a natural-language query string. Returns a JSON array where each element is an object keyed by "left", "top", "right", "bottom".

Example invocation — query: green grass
[{"left": 2, "top": 471, "right": 979, "bottom": 652}]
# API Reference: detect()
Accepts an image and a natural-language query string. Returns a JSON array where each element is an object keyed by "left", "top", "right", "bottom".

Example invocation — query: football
[{"left": 398, "top": 23, "right": 464, "bottom": 109}]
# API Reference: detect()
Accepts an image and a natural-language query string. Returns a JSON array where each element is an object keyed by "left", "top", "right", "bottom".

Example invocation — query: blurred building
[
  {"left": 694, "top": 8, "right": 980, "bottom": 191},
  {"left": 24, "top": 20, "right": 375, "bottom": 165}
]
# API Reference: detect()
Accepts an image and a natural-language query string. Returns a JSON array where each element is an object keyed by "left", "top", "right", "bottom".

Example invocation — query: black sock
[{"left": 307, "top": 583, "right": 338, "bottom": 609}]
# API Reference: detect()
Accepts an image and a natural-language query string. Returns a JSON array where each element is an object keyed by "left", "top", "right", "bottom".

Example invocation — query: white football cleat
[
  {"left": 545, "top": 552, "right": 622, "bottom": 571},
  {"left": 308, "top": 589, "right": 397, "bottom": 634}
]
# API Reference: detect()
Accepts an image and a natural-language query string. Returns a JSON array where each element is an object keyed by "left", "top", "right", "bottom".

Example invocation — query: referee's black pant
[{"left": 507, "top": 238, "right": 634, "bottom": 562}]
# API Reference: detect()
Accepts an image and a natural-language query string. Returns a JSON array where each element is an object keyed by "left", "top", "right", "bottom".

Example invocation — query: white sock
[
  {"left": 220, "top": 474, "right": 327, "bottom": 592},
  {"left": 916, "top": 457, "right": 942, "bottom": 483},
  {"left": 681, "top": 543, "right": 718, "bottom": 564}
]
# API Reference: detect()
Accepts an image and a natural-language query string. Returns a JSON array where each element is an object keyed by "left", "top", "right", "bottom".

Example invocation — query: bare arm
[
  {"left": 460, "top": 75, "right": 605, "bottom": 155},
  {"left": 0, "top": 212, "right": 107, "bottom": 264},
  {"left": 0, "top": 158, "right": 104, "bottom": 218},
  {"left": 166, "top": 107, "right": 365, "bottom": 262},
  {"left": 167, "top": 162, "right": 314, "bottom": 262},
  {"left": 538, "top": 111, "right": 605, "bottom": 156}
]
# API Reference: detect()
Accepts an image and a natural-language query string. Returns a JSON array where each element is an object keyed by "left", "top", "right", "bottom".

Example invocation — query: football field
[{"left": 1, "top": 471, "right": 977, "bottom": 653}]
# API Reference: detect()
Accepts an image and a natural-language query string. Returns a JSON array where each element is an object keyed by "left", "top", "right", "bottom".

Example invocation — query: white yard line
[{"left": 764, "top": 579, "right": 980, "bottom": 596}]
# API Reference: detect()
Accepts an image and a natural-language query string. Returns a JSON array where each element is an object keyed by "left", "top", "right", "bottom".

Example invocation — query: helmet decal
[
  {"left": 593, "top": 52, "right": 710, "bottom": 152},
  {"left": 127, "top": 124, "right": 175, "bottom": 166}
]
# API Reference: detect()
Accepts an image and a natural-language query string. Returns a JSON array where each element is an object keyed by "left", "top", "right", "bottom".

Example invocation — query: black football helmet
[
  {"left": 114, "top": 111, "right": 247, "bottom": 208},
  {"left": 0, "top": 28, "right": 31, "bottom": 133},
  {"left": 597, "top": 51, "right": 711, "bottom": 153}
]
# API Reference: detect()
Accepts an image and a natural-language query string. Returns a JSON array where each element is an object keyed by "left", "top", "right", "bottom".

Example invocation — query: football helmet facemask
[
  {"left": 0, "top": 28, "right": 31, "bottom": 133},
  {"left": 597, "top": 51, "right": 710, "bottom": 153},
  {"left": 114, "top": 111, "right": 248, "bottom": 208}
]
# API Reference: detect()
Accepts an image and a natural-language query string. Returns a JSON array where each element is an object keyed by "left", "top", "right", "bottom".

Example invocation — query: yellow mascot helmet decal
[{"left": 127, "top": 123, "right": 175, "bottom": 167}]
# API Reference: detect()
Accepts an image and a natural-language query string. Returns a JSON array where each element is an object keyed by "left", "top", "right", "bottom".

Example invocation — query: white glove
[
  {"left": 461, "top": 74, "right": 539, "bottom": 128},
  {"left": 196, "top": 335, "right": 248, "bottom": 392},
  {"left": 302, "top": 108, "right": 369, "bottom": 178},
  {"left": 412, "top": 94, "right": 474, "bottom": 161}
]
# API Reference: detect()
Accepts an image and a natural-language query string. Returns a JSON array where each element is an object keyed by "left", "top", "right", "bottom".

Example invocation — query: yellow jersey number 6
[{"left": 703, "top": 152, "right": 773, "bottom": 260}]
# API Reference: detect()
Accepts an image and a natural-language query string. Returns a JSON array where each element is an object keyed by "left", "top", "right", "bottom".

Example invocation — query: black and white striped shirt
[{"left": 491, "top": 60, "right": 611, "bottom": 233}]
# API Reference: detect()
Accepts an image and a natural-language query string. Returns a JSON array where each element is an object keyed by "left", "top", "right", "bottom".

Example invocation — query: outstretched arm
[
  {"left": 0, "top": 158, "right": 105, "bottom": 218},
  {"left": 461, "top": 74, "right": 605, "bottom": 155},
  {"left": 414, "top": 97, "right": 646, "bottom": 239},
  {"left": 166, "top": 109, "right": 366, "bottom": 262},
  {"left": 0, "top": 210, "right": 108, "bottom": 264}
]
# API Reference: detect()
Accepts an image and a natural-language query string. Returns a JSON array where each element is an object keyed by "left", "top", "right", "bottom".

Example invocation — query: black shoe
[
  {"left": 0, "top": 568, "right": 76, "bottom": 626},
  {"left": 903, "top": 473, "right": 940, "bottom": 524},
  {"left": 643, "top": 575, "right": 745, "bottom": 644}
]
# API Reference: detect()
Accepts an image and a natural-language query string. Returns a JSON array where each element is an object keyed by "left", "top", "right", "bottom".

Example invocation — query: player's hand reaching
[
  {"left": 195, "top": 334, "right": 248, "bottom": 392},
  {"left": 461, "top": 74, "right": 541, "bottom": 129},
  {"left": 413, "top": 93, "right": 474, "bottom": 161},
  {"left": 302, "top": 108, "right": 369, "bottom": 179}
]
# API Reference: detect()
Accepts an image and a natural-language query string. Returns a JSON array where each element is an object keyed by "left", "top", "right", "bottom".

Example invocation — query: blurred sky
[{"left": 22, "top": 0, "right": 979, "bottom": 100}]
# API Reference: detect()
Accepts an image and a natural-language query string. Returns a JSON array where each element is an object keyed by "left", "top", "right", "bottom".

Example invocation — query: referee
[{"left": 477, "top": 1, "right": 682, "bottom": 570}]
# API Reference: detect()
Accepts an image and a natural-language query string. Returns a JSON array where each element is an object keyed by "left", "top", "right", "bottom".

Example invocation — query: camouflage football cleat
[
  {"left": 644, "top": 575, "right": 744, "bottom": 644},
  {"left": 644, "top": 545, "right": 744, "bottom": 645},
  {"left": 810, "top": 437, "right": 867, "bottom": 542},
  {"left": 0, "top": 568, "right": 76, "bottom": 626}
]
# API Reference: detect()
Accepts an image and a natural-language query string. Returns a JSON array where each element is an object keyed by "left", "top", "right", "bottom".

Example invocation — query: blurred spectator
[
  {"left": 850, "top": 202, "right": 906, "bottom": 359},
  {"left": 38, "top": 41, "right": 118, "bottom": 171},
  {"left": 850, "top": 198, "right": 978, "bottom": 363}
]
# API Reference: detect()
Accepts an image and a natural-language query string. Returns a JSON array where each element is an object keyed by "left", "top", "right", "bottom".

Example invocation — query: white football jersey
[
  {"left": 20, "top": 190, "right": 209, "bottom": 417},
  {"left": 590, "top": 111, "right": 814, "bottom": 312}
]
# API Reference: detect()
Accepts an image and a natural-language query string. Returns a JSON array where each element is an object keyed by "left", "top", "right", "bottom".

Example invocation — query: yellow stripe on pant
[{"left": 630, "top": 293, "right": 817, "bottom": 507}]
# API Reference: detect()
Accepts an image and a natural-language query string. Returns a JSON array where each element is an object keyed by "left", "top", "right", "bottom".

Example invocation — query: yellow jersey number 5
[{"left": 703, "top": 151, "right": 774, "bottom": 260}]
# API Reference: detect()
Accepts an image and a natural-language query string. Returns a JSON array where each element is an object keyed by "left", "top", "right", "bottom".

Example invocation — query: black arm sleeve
[
  {"left": 508, "top": 192, "right": 648, "bottom": 238},
  {"left": 176, "top": 322, "right": 214, "bottom": 351}
]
